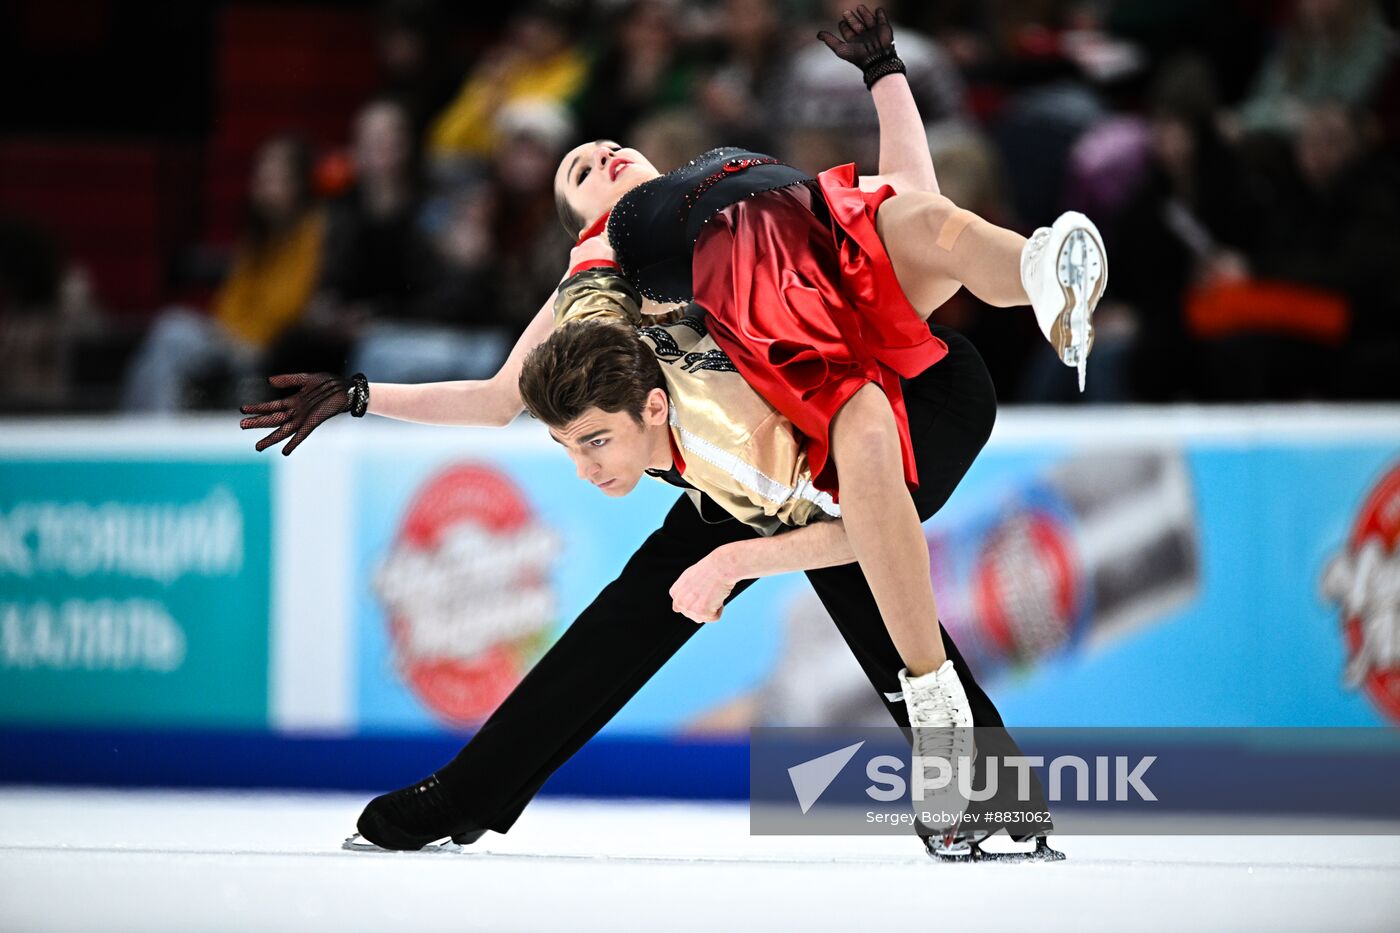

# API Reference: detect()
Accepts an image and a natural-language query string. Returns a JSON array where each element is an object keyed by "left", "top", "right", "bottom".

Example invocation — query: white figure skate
[{"left": 1021, "top": 211, "right": 1108, "bottom": 392}]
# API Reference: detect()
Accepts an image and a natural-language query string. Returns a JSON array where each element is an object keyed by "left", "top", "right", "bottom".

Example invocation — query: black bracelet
[
  {"left": 348, "top": 372, "right": 370, "bottom": 418},
  {"left": 862, "top": 46, "right": 906, "bottom": 90}
]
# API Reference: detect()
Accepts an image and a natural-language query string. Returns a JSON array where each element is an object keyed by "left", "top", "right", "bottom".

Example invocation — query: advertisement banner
[
  {"left": 345, "top": 427, "right": 1400, "bottom": 735},
  {"left": 0, "top": 459, "right": 271, "bottom": 728},
  {"left": 682, "top": 440, "right": 1400, "bottom": 732},
  {"left": 5, "top": 411, "right": 1397, "bottom": 749},
  {"left": 349, "top": 442, "right": 797, "bottom": 735}
]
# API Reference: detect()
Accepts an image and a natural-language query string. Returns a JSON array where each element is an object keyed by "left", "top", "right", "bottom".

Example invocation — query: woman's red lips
[{"left": 609, "top": 159, "right": 631, "bottom": 182}]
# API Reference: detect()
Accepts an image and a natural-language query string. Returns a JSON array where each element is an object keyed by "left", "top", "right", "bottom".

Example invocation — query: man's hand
[
  {"left": 670, "top": 548, "right": 742, "bottom": 624},
  {"left": 239, "top": 373, "right": 353, "bottom": 455}
]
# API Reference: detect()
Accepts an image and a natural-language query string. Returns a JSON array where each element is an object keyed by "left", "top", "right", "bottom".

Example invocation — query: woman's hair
[
  {"left": 244, "top": 134, "right": 316, "bottom": 254},
  {"left": 519, "top": 320, "right": 664, "bottom": 428},
  {"left": 554, "top": 185, "right": 586, "bottom": 240}
]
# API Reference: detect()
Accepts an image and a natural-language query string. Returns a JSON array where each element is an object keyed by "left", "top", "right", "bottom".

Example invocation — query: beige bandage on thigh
[{"left": 935, "top": 209, "right": 976, "bottom": 251}]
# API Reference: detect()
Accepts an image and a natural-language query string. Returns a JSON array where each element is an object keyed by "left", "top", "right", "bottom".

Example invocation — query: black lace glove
[
  {"left": 239, "top": 372, "right": 367, "bottom": 455},
  {"left": 816, "top": 5, "right": 906, "bottom": 90}
]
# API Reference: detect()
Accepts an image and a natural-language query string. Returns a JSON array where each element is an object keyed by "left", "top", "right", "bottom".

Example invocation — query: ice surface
[{"left": 2, "top": 788, "right": 1398, "bottom": 932}]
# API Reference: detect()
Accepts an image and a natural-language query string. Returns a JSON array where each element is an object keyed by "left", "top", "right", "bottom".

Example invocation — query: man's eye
[{"left": 589, "top": 438, "right": 607, "bottom": 447}]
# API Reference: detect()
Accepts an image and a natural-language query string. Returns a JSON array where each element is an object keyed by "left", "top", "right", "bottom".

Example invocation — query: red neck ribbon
[{"left": 576, "top": 210, "right": 612, "bottom": 245}]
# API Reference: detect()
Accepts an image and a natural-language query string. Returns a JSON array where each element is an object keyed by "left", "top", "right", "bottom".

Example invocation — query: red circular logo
[
  {"left": 972, "top": 509, "right": 1079, "bottom": 664},
  {"left": 373, "top": 464, "right": 560, "bottom": 726},
  {"left": 1325, "top": 462, "right": 1400, "bottom": 724}
]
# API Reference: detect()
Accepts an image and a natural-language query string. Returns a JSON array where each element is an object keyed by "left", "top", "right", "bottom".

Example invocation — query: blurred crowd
[{"left": 0, "top": 0, "right": 1397, "bottom": 413}]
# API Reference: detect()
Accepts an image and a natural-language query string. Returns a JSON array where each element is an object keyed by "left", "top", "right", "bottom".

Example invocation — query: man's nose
[{"left": 573, "top": 455, "right": 595, "bottom": 481}]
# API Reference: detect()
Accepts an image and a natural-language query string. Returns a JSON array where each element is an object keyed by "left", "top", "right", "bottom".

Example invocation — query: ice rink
[{"left": 2, "top": 788, "right": 1398, "bottom": 932}]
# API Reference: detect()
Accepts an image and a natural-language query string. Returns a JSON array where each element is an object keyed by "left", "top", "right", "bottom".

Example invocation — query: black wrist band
[
  {"left": 349, "top": 372, "right": 369, "bottom": 418},
  {"left": 862, "top": 47, "right": 906, "bottom": 89}
]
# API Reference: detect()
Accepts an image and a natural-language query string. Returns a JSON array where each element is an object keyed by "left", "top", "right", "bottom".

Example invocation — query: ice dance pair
[{"left": 240, "top": 3, "right": 1104, "bottom": 861}]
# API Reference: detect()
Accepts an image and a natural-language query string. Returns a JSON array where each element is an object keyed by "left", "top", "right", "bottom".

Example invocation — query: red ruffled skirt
[{"left": 692, "top": 163, "right": 948, "bottom": 497}]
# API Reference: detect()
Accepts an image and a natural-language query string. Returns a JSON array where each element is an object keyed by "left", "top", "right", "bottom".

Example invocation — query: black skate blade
[
  {"left": 926, "top": 835, "right": 1066, "bottom": 864},
  {"left": 342, "top": 833, "right": 464, "bottom": 853}
]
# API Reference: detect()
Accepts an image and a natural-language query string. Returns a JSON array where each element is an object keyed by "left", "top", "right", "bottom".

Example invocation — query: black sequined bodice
[{"left": 605, "top": 147, "right": 814, "bottom": 303}]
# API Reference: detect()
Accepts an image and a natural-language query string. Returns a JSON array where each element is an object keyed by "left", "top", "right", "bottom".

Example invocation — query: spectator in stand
[
  {"left": 1240, "top": 0, "right": 1395, "bottom": 136},
  {"left": 122, "top": 135, "right": 323, "bottom": 412},
  {"left": 0, "top": 218, "right": 107, "bottom": 411},
  {"left": 915, "top": 0, "right": 1085, "bottom": 94},
  {"left": 267, "top": 99, "right": 438, "bottom": 376},
  {"left": 349, "top": 178, "right": 508, "bottom": 382},
  {"left": 1243, "top": 100, "right": 1400, "bottom": 400},
  {"left": 376, "top": 0, "right": 465, "bottom": 138},
  {"left": 426, "top": 0, "right": 587, "bottom": 167},
  {"left": 1089, "top": 57, "right": 1260, "bottom": 403},
  {"left": 0, "top": 217, "right": 68, "bottom": 410},
  {"left": 489, "top": 100, "right": 577, "bottom": 331},
  {"left": 689, "top": 0, "right": 792, "bottom": 156},
  {"left": 782, "top": 0, "right": 966, "bottom": 172},
  {"left": 571, "top": 0, "right": 697, "bottom": 145}
]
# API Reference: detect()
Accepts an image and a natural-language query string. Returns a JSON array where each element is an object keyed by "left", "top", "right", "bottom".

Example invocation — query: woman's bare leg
[
  {"left": 829, "top": 382, "right": 946, "bottom": 676},
  {"left": 875, "top": 192, "right": 1029, "bottom": 318}
]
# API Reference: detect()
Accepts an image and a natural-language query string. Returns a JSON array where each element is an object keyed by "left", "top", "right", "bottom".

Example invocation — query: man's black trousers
[{"left": 434, "top": 326, "right": 1014, "bottom": 833}]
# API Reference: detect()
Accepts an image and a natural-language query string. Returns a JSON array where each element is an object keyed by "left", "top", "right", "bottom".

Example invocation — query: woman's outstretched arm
[
  {"left": 367, "top": 235, "right": 617, "bottom": 426},
  {"left": 242, "top": 238, "right": 619, "bottom": 451},
  {"left": 366, "top": 296, "right": 553, "bottom": 427},
  {"left": 870, "top": 72, "right": 938, "bottom": 194},
  {"left": 240, "top": 300, "right": 552, "bottom": 452},
  {"left": 819, "top": 5, "right": 938, "bottom": 195}
]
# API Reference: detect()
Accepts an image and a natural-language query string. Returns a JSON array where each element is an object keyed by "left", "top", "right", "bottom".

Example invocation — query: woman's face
[{"left": 554, "top": 140, "right": 660, "bottom": 233}]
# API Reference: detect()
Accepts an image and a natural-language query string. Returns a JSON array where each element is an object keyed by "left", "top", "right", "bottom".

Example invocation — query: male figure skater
[{"left": 506, "top": 251, "right": 1058, "bottom": 860}]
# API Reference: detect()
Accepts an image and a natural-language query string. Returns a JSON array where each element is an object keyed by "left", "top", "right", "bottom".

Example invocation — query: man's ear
[{"left": 643, "top": 387, "right": 669, "bottom": 426}]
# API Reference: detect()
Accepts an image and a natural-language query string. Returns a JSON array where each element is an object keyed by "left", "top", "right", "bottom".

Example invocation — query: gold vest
[{"left": 553, "top": 269, "right": 839, "bottom": 535}]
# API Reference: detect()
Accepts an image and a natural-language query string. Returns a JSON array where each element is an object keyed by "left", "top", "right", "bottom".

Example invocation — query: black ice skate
[{"left": 343, "top": 774, "right": 486, "bottom": 852}]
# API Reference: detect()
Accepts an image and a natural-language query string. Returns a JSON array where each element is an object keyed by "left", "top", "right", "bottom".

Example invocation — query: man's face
[
  {"left": 553, "top": 140, "right": 660, "bottom": 233},
  {"left": 548, "top": 392, "right": 670, "bottom": 497}
]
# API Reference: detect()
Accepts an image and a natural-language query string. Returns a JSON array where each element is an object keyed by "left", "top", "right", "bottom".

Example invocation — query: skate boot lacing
[
  {"left": 383, "top": 774, "right": 459, "bottom": 833},
  {"left": 900, "top": 664, "right": 976, "bottom": 823},
  {"left": 907, "top": 682, "right": 962, "bottom": 753}
]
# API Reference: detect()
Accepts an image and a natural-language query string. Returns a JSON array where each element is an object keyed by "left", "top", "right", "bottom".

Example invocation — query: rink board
[{"left": 2, "top": 407, "right": 1399, "bottom": 797}]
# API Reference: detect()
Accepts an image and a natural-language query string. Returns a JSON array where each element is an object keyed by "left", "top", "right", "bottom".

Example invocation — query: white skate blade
[
  {"left": 1058, "top": 226, "right": 1101, "bottom": 392},
  {"left": 341, "top": 833, "right": 462, "bottom": 853},
  {"left": 926, "top": 833, "right": 1066, "bottom": 864}
]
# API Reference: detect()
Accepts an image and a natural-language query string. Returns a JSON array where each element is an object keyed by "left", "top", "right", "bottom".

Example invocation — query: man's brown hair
[{"left": 519, "top": 321, "right": 665, "bottom": 428}]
